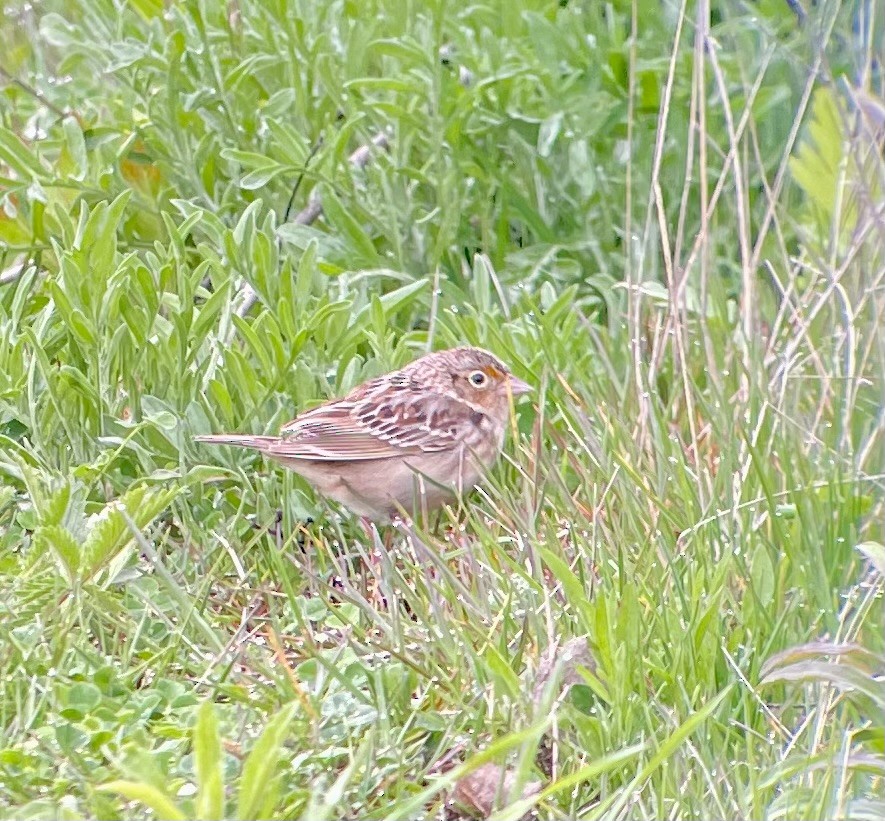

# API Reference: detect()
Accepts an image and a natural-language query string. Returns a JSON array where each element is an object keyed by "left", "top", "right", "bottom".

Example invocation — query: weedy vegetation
[{"left": 0, "top": 0, "right": 883, "bottom": 818}]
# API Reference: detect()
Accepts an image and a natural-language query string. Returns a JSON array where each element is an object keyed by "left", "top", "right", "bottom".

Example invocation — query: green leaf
[
  {"left": 192, "top": 278, "right": 232, "bottom": 342},
  {"left": 539, "top": 547, "right": 592, "bottom": 633},
  {"left": 484, "top": 644, "right": 521, "bottom": 700},
  {"left": 82, "top": 486, "right": 177, "bottom": 578},
  {"left": 68, "top": 682, "right": 101, "bottom": 712},
  {"left": 231, "top": 315, "right": 275, "bottom": 375},
  {"left": 598, "top": 686, "right": 733, "bottom": 820},
  {"left": 264, "top": 120, "right": 309, "bottom": 166},
  {"left": 0, "top": 127, "right": 47, "bottom": 179},
  {"left": 236, "top": 703, "right": 297, "bottom": 820},
  {"left": 761, "top": 642, "right": 879, "bottom": 678},
  {"left": 98, "top": 781, "right": 186, "bottom": 821},
  {"left": 62, "top": 116, "right": 87, "bottom": 181},
  {"left": 220, "top": 148, "right": 279, "bottom": 170},
  {"left": 232, "top": 199, "right": 263, "bottom": 248},
  {"left": 33, "top": 524, "right": 81, "bottom": 580},
  {"left": 761, "top": 661, "right": 885, "bottom": 708},
  {"left": 338, "top": 279, "right": 428, "bottom": 350},
  {"left": 40, "top": 483, "right": 72, "bottom": 528},
  {"left": 240, "top": 165, "right": 288, "bottom": 190},
  {"left": 76, "top": 191, "right": 132, "bottom": 282},
  {"left": 221, "top": 149, "right": 287, "bottom": 190},
  {"left": 318, "top": 184, "right": 380, "bottom": 265},
  {"left": 537, "top": 111, "right": 563, "bottom": 157},
  {"left": 789, "top": 87, "right": 844, "bottom": 215},
  {"left": 368, "top": 37, "right": 431, "bottom": 66},
  {"left": 857, "top": 541, "right": 885, "bottom": 576},
  {"left": 194, "top": 701, "right": 224, "bottom": 821},
  {"left": 129, "top": 0, "right": 164, "bottom": 20},
  {"left": 750, "top": 547, "right": 775, "bottom": 606},
  {"left": 492, "top": 743, "right": 646, "bottom": 821},
  {"left": 38, "top": 12, "right": 79, "bottom": 48}
]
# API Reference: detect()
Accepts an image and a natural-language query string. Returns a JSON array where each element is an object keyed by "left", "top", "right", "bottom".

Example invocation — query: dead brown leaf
[
  {"left": 451, "top": 762, "right": 541, "bottom": 818},
  {"left": 532, "top": 636, "right": 597, "bottom": 707}
]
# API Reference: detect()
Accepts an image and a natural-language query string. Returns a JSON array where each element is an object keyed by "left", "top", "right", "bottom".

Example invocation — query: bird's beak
[{"left": 508, "top": 376, "right": 532, "bottom": 396}]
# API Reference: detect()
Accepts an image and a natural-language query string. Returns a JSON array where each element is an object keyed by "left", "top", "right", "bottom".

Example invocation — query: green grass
[{"left": 1, "top": 0, "right": 883, "bottom": 818}]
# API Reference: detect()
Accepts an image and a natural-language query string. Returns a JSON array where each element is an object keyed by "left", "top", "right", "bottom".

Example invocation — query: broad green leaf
[
  {"left": 484, "top": 644, "right": 521, "bottom": 700},
  {"left": 761, "top": 642, "right": 879, "bottom": 678},
  {"left": 240, "top": 165, "right": 288, "bottom": 189},
  {"left": 232, "top": 199, "right": 263, "bottom": 248},
  {"left": 0, "top": 127, "right": 47, "bottom": 178},
  {"left": 98, "top": 781, "right": 186, "bottom": 820},
  {"left": 194, "top": 701, "right": 224, "bottom": 821},
  {"left": 789, "top": 87, "right": 844, "bottom": 214},
  {"left": 761, "top": 661, "right": 885, "bottom": 708},
  {"left": 857, "top": 541, "right": 885, "bottom": 577},
  {"left": 220, "top": 148, "right": 279, "bottom": 170},
  {"left": 336, "top": 279, "right": 428, "bottom": 351},
  {"left": 318, "top": 184, "right": 380, "bottom": 265},
  {"left": 40, "top": 483, "right": 72, "bottom": 528},
  {"left": 68, "top": 682, "right": 101, "bottom": 712},
  {"left": 129, "top": 0, "right": 163, "bottom": 20},
  {"left": 33, "top": 524, "right": 81, "bottom": 580},
  {"left": 221, "top": 149, "right": 287, "bottom": 190},
  {"left": 62, "top": 116, "right": 87, "bottom": 181},
  {"left": 236, "top": 703, "right": 298, "bottom": 820},
  {"left": 82, "top": 486, "right": 177, "bottom": 578},
  {"left": 540, "top": 547, "right": 592, "bottom": 633}
]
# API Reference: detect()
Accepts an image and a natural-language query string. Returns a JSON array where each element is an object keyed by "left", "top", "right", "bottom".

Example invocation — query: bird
[{"left": 195, "top": 347, "right": 531, "bottom": 522}]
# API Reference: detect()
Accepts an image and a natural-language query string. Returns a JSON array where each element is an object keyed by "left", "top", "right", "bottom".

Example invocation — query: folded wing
[{"left": 274, "top": 393, "right": 470, "bottom": 461}]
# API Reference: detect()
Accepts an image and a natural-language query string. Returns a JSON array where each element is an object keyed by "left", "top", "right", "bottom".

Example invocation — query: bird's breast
[{"left": 461, "top": 414, "right": 505, "bottom": 467}]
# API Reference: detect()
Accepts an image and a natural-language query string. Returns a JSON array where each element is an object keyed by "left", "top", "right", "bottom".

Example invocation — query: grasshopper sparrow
[{"left": 195, "top": 347, "right": 530, "bottom": 520}]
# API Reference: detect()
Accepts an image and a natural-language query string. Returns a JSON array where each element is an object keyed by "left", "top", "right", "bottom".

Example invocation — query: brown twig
[
  {"left": 233, "top": 131, "right": 390, "bottom": 318},
  {"left": 0, "top": 65, "right": 71, "bottom": 122}
]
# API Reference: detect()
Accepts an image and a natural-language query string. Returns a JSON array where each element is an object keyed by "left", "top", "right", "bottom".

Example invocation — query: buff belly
[{"left": 273, "top": 446, "right": 492, "bottom": 520}]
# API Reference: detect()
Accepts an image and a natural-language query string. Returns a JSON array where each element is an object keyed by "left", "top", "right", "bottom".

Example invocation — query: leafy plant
[
  {"left": 1, "top": 0, "right": 882, "bottom": 818},
  {"left": 100, "top": 701, "right": 298, "bottom": 820}
]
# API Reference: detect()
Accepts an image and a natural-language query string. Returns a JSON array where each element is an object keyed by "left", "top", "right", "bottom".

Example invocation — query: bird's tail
[{"left": 194, "top": 434, "right": 278, "bottom": 451}]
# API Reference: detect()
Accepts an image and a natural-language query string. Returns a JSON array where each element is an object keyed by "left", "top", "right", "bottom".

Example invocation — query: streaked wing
[{"left": 273, "top": 392, "right": 471, "bottom": 462}]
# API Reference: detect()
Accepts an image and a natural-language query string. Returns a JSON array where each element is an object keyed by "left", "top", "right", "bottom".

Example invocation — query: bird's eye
[{"left": 468, "top": 370, "right": 488, "bottom": 387}]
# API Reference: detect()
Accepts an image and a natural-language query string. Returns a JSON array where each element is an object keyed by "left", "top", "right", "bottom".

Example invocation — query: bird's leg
[
  {"left": 251, "top": 510, "right": 316, "bottom": 552},
  {"left": 251, "top": 508, "right": 282, "bottom": 532},
  {"left": 432, "top": 508, "right": 442, "bottom": 533},
  {"left": 273, "top": 510, "right": 284, "bottom": 551},
  {"left": 250, "top": 508, "right": 285, "bottom": 545},
  {"left": 355, "top": 517, "right": 391, "bottom": 610},
  {"left": 355, "top": 515, "right": 383, "bottom": 570},
  {"left": 385, "top": 518, "right": 402, "bottom": 551},
  {"left": 358, "top": 516, "right": 398, "bottom": 554}
]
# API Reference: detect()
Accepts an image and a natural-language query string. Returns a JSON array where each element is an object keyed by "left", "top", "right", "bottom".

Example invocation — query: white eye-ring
[{"left": 469, "top": 370, "right": 488, "bottom": 387}]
